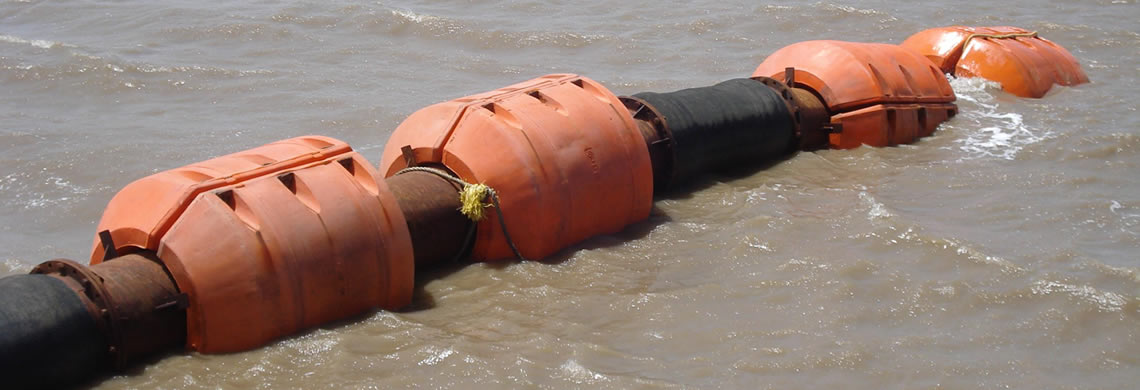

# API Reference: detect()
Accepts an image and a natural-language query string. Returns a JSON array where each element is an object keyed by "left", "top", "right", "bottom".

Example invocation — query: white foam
[
  {"left": 949, "top": 77, "right": 1051, "bottom": 160},
  {"left": 859, "top": 191, "right": 893, "bottom": 220},
  {"left": 558, "top": 359, "right": 609, "bottom": 384},
  {"left": 2, "top": 258, "right": 30, "bottom": 274},
  {"left": 3, "top": 174, "right": 94, "bottom": 209},
  {"left": 1109, "top": 200, "right": 1140, "bottom": 236},
  {"left": 390, "top": 9, "right": 438, "bottom": 24},
  {"left": 417, "top": 346, "right": 455, "bottom": 366},
  {"left": 821, "top": 3, "right": 894, "bottom": 18},
  {"left": 284, "top": 333, "right": 338, "bottom": 356}
]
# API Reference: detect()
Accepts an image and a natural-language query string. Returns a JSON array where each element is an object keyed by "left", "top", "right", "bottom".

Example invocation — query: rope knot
[
  {"left": 459, "top": 183, "right": 493, "bottom": 221},
  {"left": 394, "top": 165, "right": 527, "bottom": 260}
]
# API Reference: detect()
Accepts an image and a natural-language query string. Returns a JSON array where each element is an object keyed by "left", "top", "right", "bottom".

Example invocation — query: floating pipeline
[{"left": 0, "top": 26, "right": 1086, "bottom": 388}]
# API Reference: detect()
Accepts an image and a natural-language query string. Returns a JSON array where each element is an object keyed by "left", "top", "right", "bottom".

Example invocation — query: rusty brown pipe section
[
  {"left": 786, "top": 86, "right": 831, "bottom": 150},
  {"left": 0, "top": 253, "right": 185, "bottom": 389},
  {"left": 31, "top": 254, "right": 187, "bottom": 370},
  {"left": 386, "top": 169, "right": 473, "bottom": 270},
  {"left": 753, "top": 68, "right": 832, "bottom": 151},
  {"left": 83, "top": 254, "right": 186, "bottom": 368}
]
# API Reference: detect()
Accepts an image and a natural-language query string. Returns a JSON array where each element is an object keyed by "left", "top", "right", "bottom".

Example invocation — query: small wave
[
  {"left": 161, "top": 22, "right": 292, "bottom": 40},
  {"left": 1030, "top": 280, "right": 1129, "bottom": 312},
  {"left": 946, "top": 239, "right": 1023, "bottom": 273},
  {"left": 1082, "top": 259, "right": 1140, "bottom": 284},
  {"left": 3, "top": 49, "right": 275, "bottom": 92},
  {"left": 1109, "top": 200, "right": 1140, "bottom": 236},
  {"left": 379, "top": 8, "right": 608, "bottom": 49},
  {"left": 949, "top": 77, "right": 1052, "bottom": 160},
  {"left": 1067, "top": 132, "right": 1140, "bottom": 160},
  {"left": 882, "top": 222, "right": 1027, "bottom": 274},
  {"left": 0, "top": 34, "right": 72, "bottom": 49},
  {"left": 819, "top": 3, "right": 897, "bottom": 19},
  {"left": 269, "top": 11, "right": 342, "bottom": 28},
  {"left": 390, "top": 8, "right": 437, "bottom": 25}
]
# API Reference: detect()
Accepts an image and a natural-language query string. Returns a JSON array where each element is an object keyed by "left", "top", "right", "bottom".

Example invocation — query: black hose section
[
  {"left": 0, "top": 274, "right": 108, "bottom": 389},
  {"left": 632, "top": 78, "right": 796, "bottom": 186}
]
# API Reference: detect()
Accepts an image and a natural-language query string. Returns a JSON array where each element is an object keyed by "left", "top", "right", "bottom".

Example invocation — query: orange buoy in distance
[{"left": 901, "top": 26, "right": 1089, "bottom": 98}]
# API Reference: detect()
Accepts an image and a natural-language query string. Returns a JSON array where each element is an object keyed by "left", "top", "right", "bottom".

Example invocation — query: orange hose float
[
  {"left": 91, "top": 136, "right": 414, "bottom": 352},
  {"left": 752, "top": 41, "right": 958, "bottom": 149},
  {"left": 379, "top": 74, "right": 654, "bottom": 262},
  {"left": 90, "top": 137, "right": 357, "bottom": 263},
  {"left": 901, "top": 26, "right": 1089, "bottom": 98}
]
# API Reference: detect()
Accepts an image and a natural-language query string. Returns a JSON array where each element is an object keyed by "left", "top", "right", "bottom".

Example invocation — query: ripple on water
[
  {"left": 1, "top": 32, "right": 277, "bottom": 94},
  {"left": 370, "top": 7, "right": 609, "bottom": 49}
]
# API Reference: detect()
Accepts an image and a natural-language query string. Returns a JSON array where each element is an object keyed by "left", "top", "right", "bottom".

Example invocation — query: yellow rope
[
  {"left": 458, "top": 183, "right": 492, "bottom": 221},
  {"left": 394, "top": 166, "right": 527, "bottom": 260}
]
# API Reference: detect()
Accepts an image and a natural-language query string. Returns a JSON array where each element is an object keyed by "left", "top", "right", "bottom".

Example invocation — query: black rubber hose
[
  {"left": 0, "top": 274, "right": 108, "bottom": 389},
  {"left": 633, "top": 78, "right": 795, "bottom": 187}
]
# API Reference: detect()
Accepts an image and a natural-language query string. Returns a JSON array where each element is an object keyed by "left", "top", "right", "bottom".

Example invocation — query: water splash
[
  {"left": 858, "top": 191, "right": 893, "bottom": 220},
  {"left": 418, "top": 346, "right": 455, "bottom": 366},
  {"left": 949, "top": 77, "right": 1051, "bottom": 160},
  {"left": 558, "top": 359, "right": 609, "bottom": 384}
]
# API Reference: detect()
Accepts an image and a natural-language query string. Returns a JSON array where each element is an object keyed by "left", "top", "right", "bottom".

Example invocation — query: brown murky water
[{"left": 2, "top": 1, "right": 1138, "bottom": 388}]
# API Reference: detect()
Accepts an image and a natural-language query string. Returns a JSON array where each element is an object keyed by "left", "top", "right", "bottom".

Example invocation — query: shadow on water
[
  {"left": 403, "top": 205, "right": 674, "bottom": 313},
  {"left": 655, "top": 150, "right": 797, "bottom": 200}
]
